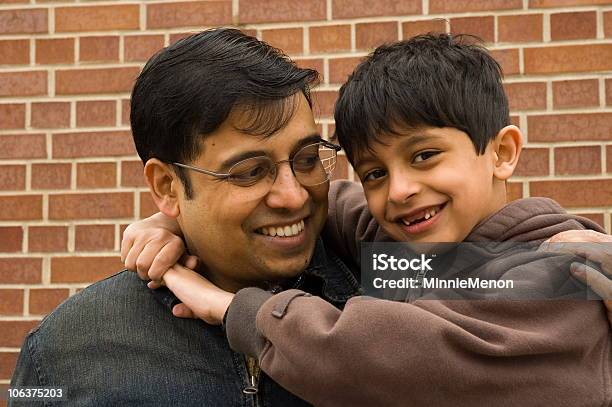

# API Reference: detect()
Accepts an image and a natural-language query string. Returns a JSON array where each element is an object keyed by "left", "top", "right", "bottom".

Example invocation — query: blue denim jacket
[{"left": 9, "top": 239, "right": 360, "bottom": 406}]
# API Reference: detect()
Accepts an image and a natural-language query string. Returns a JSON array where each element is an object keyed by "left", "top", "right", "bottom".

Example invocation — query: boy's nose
[
  {"left": 265, "top": 163, "right": 309, "bottom": 210},
  {"left": 387, "top": 173, "right": 420, "bottom": 204}
]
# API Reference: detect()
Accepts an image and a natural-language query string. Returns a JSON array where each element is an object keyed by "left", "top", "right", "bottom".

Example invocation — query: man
[{"left": 9, "top": 28, "right": 360, "bottom": 406}]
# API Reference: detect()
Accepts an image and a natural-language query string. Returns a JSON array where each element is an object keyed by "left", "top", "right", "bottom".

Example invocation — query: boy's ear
[
  {"left": 492, "top": 125, "right": 523, "bottom": 181},
  {"left": 143, "top": 159, "right": 181, "bottom": 218}
]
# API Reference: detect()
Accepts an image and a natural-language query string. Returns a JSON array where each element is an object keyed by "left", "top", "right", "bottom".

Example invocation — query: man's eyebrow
[{"left": 219, "top": 133, "right": 322, "bottom": 171}]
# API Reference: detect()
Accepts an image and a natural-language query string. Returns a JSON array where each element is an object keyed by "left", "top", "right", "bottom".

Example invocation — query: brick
[
  {"left": 0, "top": 320, "right": 39, "bottom": 347},
  {"left": 514, "top": 148, "right": 549, "bottom": 177},
  {"left": 576, "top": 213, "right": 604, "bottom": 228},
  {"left": 124, "top": 35, "right": 164, "bottom": 62},
  {"left": 331, "top": 154, "right": 349, "bottom": 181},
  {"left": 0, "top": 352, "right": 19, "bottom": 381},
  {"left": 31, "top": 163, "right": 71, "bottom": 189},
  {"left": 0, "top": 9, "right": 47, "bottom": 34},
  {"left": 605, "top": 12, "right": 612, "bottom": 38},
  {"left": 510, "top": 115, "right": 520, "bottom": 127},
  {"left": 79, "top": 36, "right": 119, "bottom": 62},
  {"left": 498, "top": 14, "right": 543, "bottom": 43},
  {"left": 261, "top": 28, "right": 303, "bottom": 55},
  {"left": 528, "top": 113, "right": 612, "bottom": 142},
  {"left": 430, "top": 0, "right": 521, "bottom": 13},
  {"left": 506, "top": 182, "right": 523, "bottom": 201},
  {"left": 555, "top": 146, "right": 601, "bottom": 175},
  {"left": 121, "top": 160, "right": 146, "bottom": 187},
  {"left": 28, "top": 226, "right": 68, "bottom": 252},
  {"left": 504, "top": 82, "right": 547, "bottom": 111},
  {"left": 402, "top": 19, "right": 447, "bottom": 39},
  {"left": 604, "top": 79, "right": 612, "bottom": 106},
  {"left": 553, "top": 79, "right": 599, "bottom": 109},
  {"left": 0, "top": 289, "right": 22, "bottom": 314},
  {"left": 121, "top": 99, "right": 130, "bottom": 126},
  {"left": 76, "top": 100, "right": 115, "bottom": 127},
  {"left": 0, "top": 71, "right": 47, "bottom": 97},
  {"left": 333, "top": 0, "right": 420, "bottom": 19},
  {"left": 56, "top": 67, "right": 140, "bottom": 95},
  {"left": 35, "top": 38, "right": 74, "bottom": 64},
  {"left": 312, "top": 90, "right": 338, "bottom": 118},
  {"left": 0, "top": 134, "right": 46, "bottom": 159},
  {"left": 75, "top": 224, "right": 115, "bottom": 251},
  {"left": 0, "top": 196, "right": 42, "bottom": 220},
  {"left": 608, "top": 146, "right": 612, "bottom": 173},
  {"left": 490, "top": 48, "right": 520, "bottom": 76},
  {"left": 168, "top": 32, "right": 197, "bottom": 45},
  {"left": 0, "top": 165, "right": 25, "bottom": 190},
  {"left": 29, "top": 288, "right": 70, "bottom": 315},
  {"left": 51, "top": 256, "right": 123, "bottom": 283},
  {"left": 310, "top": 25, "right": 351, "bottom": 54},
  {"left": 147, "top": 1, "right": 231, "bottom": 29},
  {"left": 524, "top": 44, "right": 612, "bottom": 74},
  {"left": 0, "top": 104, "right": 25, "bottom": 129},
  {"left": 329, "top": 56, "right": 363, "bottom": 84},
  {"left": 49, "top": 192, "right": 133, "bottom": 220},
  {"left": 56, "top": 5, "right": 139, "bottom": 32},
  {"left": 53, "top": 131, "right": 136, "bottom": 158},
  {"left": 140, "top": 191, "right": 157, "bottom": 218},
  {"left": 530, "top": 180, "right": 612, "bottom": 207},
  {"left": 0, "top": 40, "right": 29, "bottom": 65},
  {"left": 551, "top": 12, "right": 596, "bottom": 41},
  {"left": 77, "top": 162, "right": 116, "bottom": 188},
  {"left": 31, "top": 102, "right": 70, "bottom": 129},
  {"left": 450, "top": 16, "right": 494, "bottom": 43},
  {"left": 0, "top": 227, "right": 22, "bottom": 253},
  {"left": 0, "top": 258, "right": 41, "bottom": 284},
  {"left": 356, "top": 22, "right": 397, "bottom": 50},
  {"left": 531, "top": 0, "right": 612, "bottom": 7},
  {"left": 240, "top": 0, "right": 325, "bottom": 23}
]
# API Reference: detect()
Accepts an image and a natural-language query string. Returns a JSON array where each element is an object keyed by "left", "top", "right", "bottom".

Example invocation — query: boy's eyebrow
[
  {"left": 399, "top": 133, "right": 444, "bottom": 149},
  {"left": 218, "top": 133, "right": 321, "bottom": 171}
]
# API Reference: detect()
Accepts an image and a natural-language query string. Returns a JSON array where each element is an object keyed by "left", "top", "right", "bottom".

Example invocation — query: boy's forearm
[{"left": 225, "top": 289, "right": 610, "bottom": 406}]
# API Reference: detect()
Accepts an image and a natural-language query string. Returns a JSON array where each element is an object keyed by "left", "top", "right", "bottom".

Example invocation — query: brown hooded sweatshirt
[{"left": 226, "top": 181, "right": 612, "bottom": 407}]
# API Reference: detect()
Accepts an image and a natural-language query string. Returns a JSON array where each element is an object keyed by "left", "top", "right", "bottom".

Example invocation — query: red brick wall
[{"left": 1, "top": 0, "right": 612, "bottom": 387}]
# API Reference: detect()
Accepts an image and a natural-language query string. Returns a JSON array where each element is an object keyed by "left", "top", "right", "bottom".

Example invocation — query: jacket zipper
[{"left": 243, "top": 356, "right": 261, "bottom": 404}]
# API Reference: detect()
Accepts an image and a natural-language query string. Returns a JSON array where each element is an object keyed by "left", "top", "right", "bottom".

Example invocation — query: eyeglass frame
[{"left": 171, "top": 140, "right": 342, "bottom": 187}]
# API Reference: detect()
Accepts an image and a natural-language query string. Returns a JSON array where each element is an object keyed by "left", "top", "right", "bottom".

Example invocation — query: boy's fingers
[
  {"left": 147, "top": 280, "right": 164, "bottom": 289},
  {"left": 147, "top": 239, "right": 185, "bottom": 282},
  {"left": 571, "top": 262, "right": 612, "bottom": 300},
  {"left": 172, "top": 303, "right": 197, "bottom": 319},
  {"left": 180, "top": 255, "right": 199, "bottom": 270},
  {"left": 123, "top": 239, "right": 147, "bottom": 272}
]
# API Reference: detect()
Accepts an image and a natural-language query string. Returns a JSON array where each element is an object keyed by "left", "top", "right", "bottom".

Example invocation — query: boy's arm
[
  {"left": 322, "top": 180, "right": 382, "bottom": 270},
  {"left": 226, "top": 288, "right": 610, "bottom": 406}
]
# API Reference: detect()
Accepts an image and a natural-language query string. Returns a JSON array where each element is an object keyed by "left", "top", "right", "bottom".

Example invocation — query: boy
[{"left": 123, "top": 34, "right": 611, "bottom": 406}]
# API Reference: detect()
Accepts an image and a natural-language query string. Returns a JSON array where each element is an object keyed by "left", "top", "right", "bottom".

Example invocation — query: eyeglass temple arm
[{"left": 172, "top": 162, "right": 231, "bottom": 179}]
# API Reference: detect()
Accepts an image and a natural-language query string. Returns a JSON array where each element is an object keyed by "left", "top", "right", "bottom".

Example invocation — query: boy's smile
[{"left": 354, "top": 126, "right": 511, "bottom": 244}]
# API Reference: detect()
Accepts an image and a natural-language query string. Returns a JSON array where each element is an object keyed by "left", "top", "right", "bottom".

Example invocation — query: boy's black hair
[
  {"left": 334, "top": 33, "right": 509, "bottom": 164},
  {"left": 130, "top": 28, "right": 319, "bottom": 198}
]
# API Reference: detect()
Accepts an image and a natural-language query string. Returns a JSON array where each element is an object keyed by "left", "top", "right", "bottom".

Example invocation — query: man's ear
[
  {"left": 492, "top": 125, "right": 523, "bottom": 181},
  {"left": 144, "top": 159, "right": 181, "bottom": 218}
]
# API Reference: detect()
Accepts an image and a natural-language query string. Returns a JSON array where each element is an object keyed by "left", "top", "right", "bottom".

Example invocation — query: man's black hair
[
  {"left": 334, "top": 33, "right": 509, "bottom": 165},
  {"left": 130, "top": 28, "right": 319, "bottom": 198}
]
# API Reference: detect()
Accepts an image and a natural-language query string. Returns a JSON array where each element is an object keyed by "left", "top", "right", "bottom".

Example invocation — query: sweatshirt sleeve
[
  {"left": 226, "top": 288, "right": 611, "bottom": 407},
  {"left": 321, "top": 180, "right": 381, "bottom": 270}
]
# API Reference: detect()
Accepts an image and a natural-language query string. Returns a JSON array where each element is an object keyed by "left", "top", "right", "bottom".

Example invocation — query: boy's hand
[
  {"left": 541, "top": 230, "right": 612, "bottom": 325},
  {"left": 121, "top": 212, "right": 193, "bottom": 288},
  {"left": 161, "top": 263, "right": 234, "bottom": 325}
]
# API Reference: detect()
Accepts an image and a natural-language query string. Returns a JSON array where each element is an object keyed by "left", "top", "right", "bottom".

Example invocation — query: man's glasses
[{"left": 173, "top": 141, "right": 341, "bottom": 191}]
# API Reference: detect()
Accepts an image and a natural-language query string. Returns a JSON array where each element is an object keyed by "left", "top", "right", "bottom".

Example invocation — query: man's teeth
[
  {"left": 401, "top": 205, "right": 442, "bottom": 226},
  {"left": 258, "top": 220, "right": 305, "bottom": 237}
]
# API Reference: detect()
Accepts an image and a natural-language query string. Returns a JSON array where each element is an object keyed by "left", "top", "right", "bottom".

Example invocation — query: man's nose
[{"left": 265, "top": 163, "right": 309, "bottom": 210}]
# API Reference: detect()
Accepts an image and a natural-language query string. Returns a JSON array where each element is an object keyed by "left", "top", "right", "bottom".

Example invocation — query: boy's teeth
[
  {"left": 258, "top": 220, "right": 305, "bottom": 237},
  {"left": 402, "top": 205, "right": 441, "bottom": 226}
]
